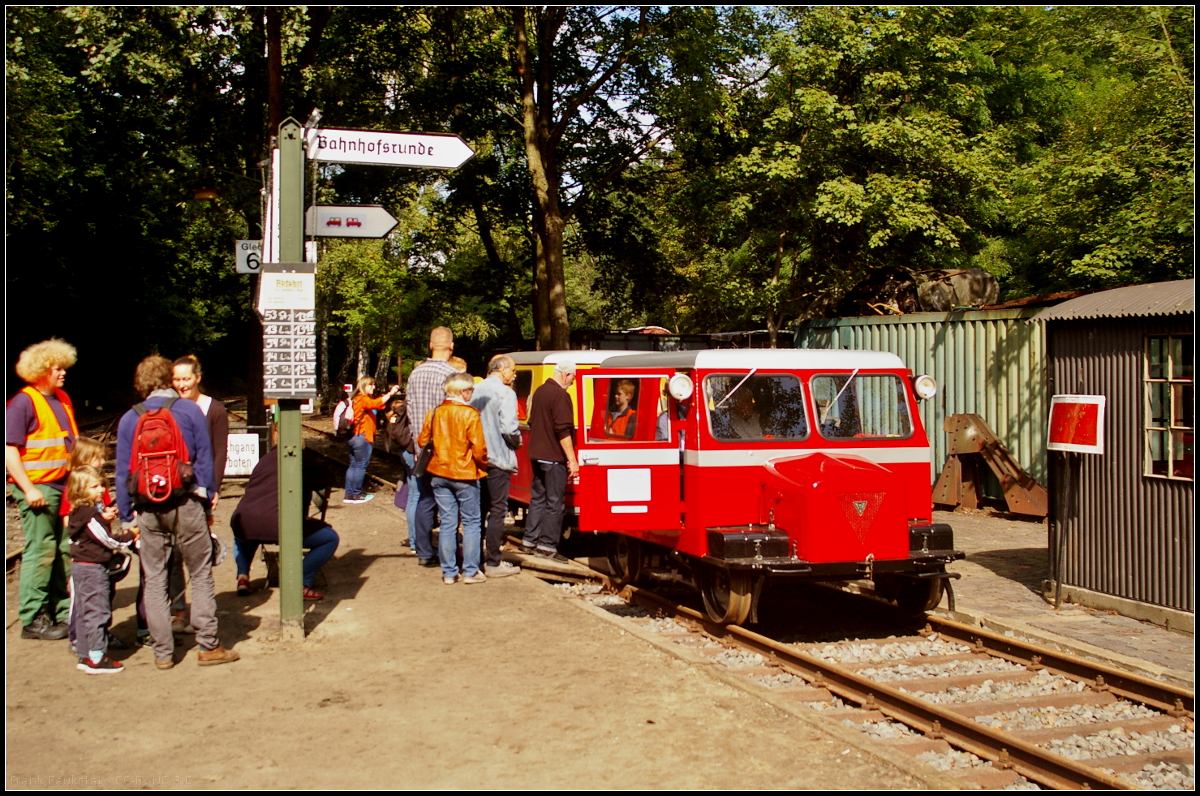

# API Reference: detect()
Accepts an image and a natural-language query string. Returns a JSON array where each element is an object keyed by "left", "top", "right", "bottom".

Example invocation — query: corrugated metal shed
[
  {"left": 1033, "top": 279, "right": 1194, "bottom": 322},
  {"left": 1046, "top": 311, "right": 1194, "bottom": 614},
  {"left": 795, "top": 309, "right": 1048, "bottom": 488}
]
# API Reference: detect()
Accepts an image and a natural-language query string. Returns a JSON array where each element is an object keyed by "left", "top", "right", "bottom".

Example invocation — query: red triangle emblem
[{"left": 838, "top": 492, "right": 885, "bottom": 542}]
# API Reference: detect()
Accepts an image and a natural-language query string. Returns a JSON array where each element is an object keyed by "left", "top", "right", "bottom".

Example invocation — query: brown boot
[{"left": 196, "top": 645, "right": 240, "bottom": 666}]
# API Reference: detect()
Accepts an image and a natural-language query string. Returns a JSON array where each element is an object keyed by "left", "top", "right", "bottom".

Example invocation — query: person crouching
[
  {"left": 67, "top": 466, "right": 136, "bottom": 674},
  {"left": 418, "top": 372, "right": 488, "bottom": 585},
  {"left": 230, "top": 433, "right": 340, "bottom": 601}
]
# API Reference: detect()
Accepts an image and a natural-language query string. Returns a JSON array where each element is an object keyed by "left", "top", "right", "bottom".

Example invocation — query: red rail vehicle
[{"left": 509, "top": 349, "right": 962, "bottom": 625}]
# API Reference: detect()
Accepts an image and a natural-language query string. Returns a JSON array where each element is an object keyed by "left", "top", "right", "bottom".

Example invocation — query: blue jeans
[
  {"left": 403, "top": 451, "right": 434, "bottom": 561},
  {"left": 344, "top": 434, "right": 373, "bottom": 498},
  {"left": 430, "top": 476, "right": 481, "bottom": 579},
  {"left": 234, "top": 526, "right": 340, "bottom": 588}
]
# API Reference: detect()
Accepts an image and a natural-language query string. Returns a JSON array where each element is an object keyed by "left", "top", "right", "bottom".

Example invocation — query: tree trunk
[
  {"left": 318, "top": 311, "right": 329, "bottom": 409},
  {"left": 356, "top": 329, "right": 369, "bottom": 380},
  {"left": 336, "top": 352, "right": 352, "bottom": 395},
  {"left": 248, "top": 7, "right": 285, "bottom": 427},
  {"left": 373, "top": 352, "right": 391, "bottom": 387},
  {"left": 514, "top": 8, "right": 571, "bottom": 350}
]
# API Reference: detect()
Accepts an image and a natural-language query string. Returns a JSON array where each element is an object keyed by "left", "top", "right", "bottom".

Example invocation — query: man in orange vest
[{"left": 5, "top": 338, "right": 80, "bottom": 640}]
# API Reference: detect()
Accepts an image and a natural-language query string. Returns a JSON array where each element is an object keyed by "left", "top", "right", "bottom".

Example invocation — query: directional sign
[
  {"left": 305, "top": 128, "right": 474, "bottom": 170},
  {"left": 235, "top": 240, "right": 262, "bottom": 273},
  {"left": 305, "top": 205, "right": 399, "bottom": 239}
]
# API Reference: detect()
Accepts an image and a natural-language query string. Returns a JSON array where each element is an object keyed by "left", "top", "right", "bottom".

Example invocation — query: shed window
[{"left": 1145, "top": 335, "right": 1193, "bottom": 480}]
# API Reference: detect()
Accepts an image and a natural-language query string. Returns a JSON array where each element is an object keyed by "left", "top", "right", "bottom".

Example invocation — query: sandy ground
[{"left": 6, "top": 484, "right": 931, "bottom": 790}]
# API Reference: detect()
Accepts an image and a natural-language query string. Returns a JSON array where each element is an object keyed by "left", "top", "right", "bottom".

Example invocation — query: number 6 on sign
[{"left": 236, "top": 240, "right": 263, "bottom": 274}]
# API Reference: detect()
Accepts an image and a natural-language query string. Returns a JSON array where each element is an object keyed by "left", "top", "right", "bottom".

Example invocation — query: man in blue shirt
[
  {"left": 116, "top": 355, "right": 237, "bottom": 669},
  {"left": 469, "top": 354, "right": 522, "bottom": 578}
]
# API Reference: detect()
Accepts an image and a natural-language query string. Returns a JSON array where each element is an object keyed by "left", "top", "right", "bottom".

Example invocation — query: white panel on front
[
  {"left": 607, "top": 468, "right": 651, "bottom": 502},
  {"left": 611, "top": 505, "right": 649, "bottom": 514}
]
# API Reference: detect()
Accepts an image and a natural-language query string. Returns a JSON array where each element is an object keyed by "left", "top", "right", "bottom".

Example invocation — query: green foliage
[
  {"left": 1005, "top": 6, "right": 1194, "bottom": 293},
  {"left": 657, "top": 7, "right": 1013, "bottom": 337},
  {"left": 6, "top": 6, "right": 266, "bottom": 399},
  {"left": 5, "top": 6, "right": 1192, "bottom": 398}
]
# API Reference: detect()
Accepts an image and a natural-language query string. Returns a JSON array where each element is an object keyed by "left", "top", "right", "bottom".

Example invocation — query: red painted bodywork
[{"left": 511, "top": 362, "right": 935, "bottom": 570}]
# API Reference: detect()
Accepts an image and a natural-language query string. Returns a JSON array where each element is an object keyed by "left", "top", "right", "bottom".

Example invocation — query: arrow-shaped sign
[
  {"left": 305, "top": 128, "right": 475, "bottom": 170},
  {"left": 305, "top": 205, "right": 399, "bottom": 239}
]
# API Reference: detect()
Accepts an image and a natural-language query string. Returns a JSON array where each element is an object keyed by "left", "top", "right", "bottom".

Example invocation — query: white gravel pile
[
  {"left": 859, "top": 656, "right": 1022, "bottom": 682},
  {"left": 906, "top": 671, "right": 1087, "bottom": 704},
  {"left": 711, "top": 648, "right": 767, "bottom": 669},
  {"left": 671, "top": 635, "right": 720, "bottom": 649},
  {"left": 851, "top": 719, "right": 920, "bottom": 740},
  {"left": 1113, "top": 761, "right": 1195, "bottom": 790},
  {"left": 553, "top": 582, "right": 604, "bottom": 596},
  {"left": 805, "top": 696, "right": 846, "bottom": 710},
  {"left": 749, "top": 671, "right": 808, "bottom": 689},
  {"left": 588, "top": 593, "right": 632, "bottom": 607},
  {"left": 1041, "top": 725, "right": 1194, "bottom": 761},
  {"left": 641, "top": 617, "right": 690, "bottom": 634},
  {"left": 974, "top": 702, "right": 1159, "bottom": 731},
  {"left": 809, "top": 637, "right": 971, "bottom": 664},
  {"left": 916, "top": 747, "right": 991, "bottom": 770},
  {"left": 914, "top": 748, "right": 1044, "bottom": 789}
]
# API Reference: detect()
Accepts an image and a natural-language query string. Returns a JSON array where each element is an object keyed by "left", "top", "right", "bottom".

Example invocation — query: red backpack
[{"left": 126, "top": 397, "right": 195, "bottom": 509}]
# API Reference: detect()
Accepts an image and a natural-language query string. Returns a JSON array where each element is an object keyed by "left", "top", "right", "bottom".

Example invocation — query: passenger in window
[
  {"left": 728, "top": 389, "right": 762, "bottom": 439},
  {"left": 604, "top": 379, "right": 638, "bottom": 440}
]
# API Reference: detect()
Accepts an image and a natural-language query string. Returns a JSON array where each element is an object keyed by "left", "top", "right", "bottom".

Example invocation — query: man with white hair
[
  {"left": 469, "top": 354, "right": 521, "bottom": 578},
  {"left": 521, "top": 359, "right": 578, "bottom": 561}
]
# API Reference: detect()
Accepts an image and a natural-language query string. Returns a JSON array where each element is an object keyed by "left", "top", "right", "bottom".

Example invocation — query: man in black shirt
[{"left": 520, "top": 360, "right": 577, "bottom": 561}]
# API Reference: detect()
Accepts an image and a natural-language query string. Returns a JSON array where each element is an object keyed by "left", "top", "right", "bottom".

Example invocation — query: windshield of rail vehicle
[
  {"left": 811, "top": 373, "right": 913, "bottom": 440},
  {"left": 704, "top": 373, "right": 809, "bottom": 442}
]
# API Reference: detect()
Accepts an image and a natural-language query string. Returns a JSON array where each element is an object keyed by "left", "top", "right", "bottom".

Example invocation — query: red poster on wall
[{"left": 1047, "top": 395, "right": 1106, "bottom": 454}]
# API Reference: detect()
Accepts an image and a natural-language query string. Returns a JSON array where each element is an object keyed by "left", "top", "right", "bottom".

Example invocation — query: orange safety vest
[
  {"left": 605, "top": 409, "right": 637, "bottom": 439},
  {"left": 9, "top": 386, "right": 78, "bottom": 484}
]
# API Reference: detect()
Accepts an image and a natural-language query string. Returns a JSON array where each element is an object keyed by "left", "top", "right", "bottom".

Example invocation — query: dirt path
[{"left": 6, "top": 485, "right": 934, "bottom": 790}]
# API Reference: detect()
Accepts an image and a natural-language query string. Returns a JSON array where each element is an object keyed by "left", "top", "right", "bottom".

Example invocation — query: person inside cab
[{"left": 604, "top": 379, "right": 638, "bottom": 440}]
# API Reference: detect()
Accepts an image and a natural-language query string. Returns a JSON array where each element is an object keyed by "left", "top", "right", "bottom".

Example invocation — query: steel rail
[
  {"left": 625, "top": 585, "right": 1136, "bottom": 791},
  {"left": 923, "top": 615, "right": 1194, "bottom": 716}
]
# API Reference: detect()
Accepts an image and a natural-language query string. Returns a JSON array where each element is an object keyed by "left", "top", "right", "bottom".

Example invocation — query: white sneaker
[{"left": 487, "top": 561, "right": 521, "bottom": 578}]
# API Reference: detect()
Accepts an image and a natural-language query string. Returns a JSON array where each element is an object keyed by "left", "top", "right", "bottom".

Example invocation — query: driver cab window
[
  {"left": 812, "top": 374, "right": 913, "bottom": 440},
  {"left": 705, "top": 374, "right": 809, "bottom": 442},
  {"left": 584, "top": 376, "right": 664, "bottom": 443}
]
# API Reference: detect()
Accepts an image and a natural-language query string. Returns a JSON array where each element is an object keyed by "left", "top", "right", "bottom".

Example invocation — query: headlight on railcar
[
  {"left": 668, "top": 372, "right": 694, "bottom": 401},
  {"left": 913, "top": 374, "right": 938, "bottom": 400}
]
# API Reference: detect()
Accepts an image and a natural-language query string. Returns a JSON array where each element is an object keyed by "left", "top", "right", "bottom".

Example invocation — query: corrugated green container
[{"left": 795, "top": 309, "right": 1048, "bottom": 489}]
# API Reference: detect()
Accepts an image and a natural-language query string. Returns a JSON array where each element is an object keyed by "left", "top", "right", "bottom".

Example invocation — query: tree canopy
[{"left": 6, "top": 6, "right": 1193, "bottom": 405}]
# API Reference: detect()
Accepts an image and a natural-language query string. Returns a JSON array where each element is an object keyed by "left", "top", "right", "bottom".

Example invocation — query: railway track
[
  {"left": 138, "top": 410, "right": 1197, "bottom": 787},
  {"left": 543, "top": 578, "right": 1194, "bottom": 791}
]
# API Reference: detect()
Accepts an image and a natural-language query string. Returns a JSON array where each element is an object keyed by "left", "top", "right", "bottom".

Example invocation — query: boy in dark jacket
[{"left": 67, "top": 466, "right": 136, "bottom": 674}]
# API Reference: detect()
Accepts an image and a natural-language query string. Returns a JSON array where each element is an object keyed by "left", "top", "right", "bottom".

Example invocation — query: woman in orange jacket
[{"left": 344, "top": 375, "right": 399, "bottom": 504}]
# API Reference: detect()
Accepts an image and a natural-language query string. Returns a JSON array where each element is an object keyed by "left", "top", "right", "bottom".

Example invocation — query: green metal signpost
[{"left": 265, "top": 116, "right": 474, "bottom": 639}]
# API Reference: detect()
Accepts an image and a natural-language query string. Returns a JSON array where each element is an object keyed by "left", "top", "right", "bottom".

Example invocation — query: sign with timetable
[{"left": 256, "top": 262, "right": 318, "bottom": 400}]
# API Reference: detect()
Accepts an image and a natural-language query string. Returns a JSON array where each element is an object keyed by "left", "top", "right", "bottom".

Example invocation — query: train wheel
[
  {"left": 606, "top": 534, "right": 643, "bottom": 588},
  {"left": 877, "top": 575, "right": 945, "bottom": 614},
  {"left": 700, "top": 565, "right": 753, "bottom": 625}
]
